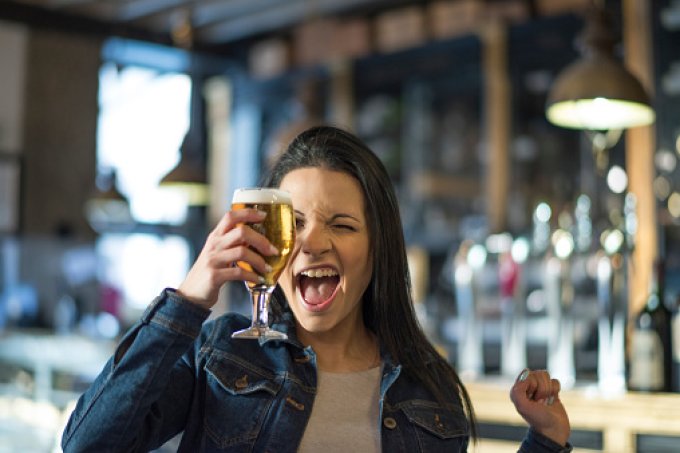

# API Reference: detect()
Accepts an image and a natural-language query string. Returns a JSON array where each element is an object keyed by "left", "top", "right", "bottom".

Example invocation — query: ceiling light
[
  {"left": 159, "top": 12, "right": 209, "bottom": 206},
  {"left": 159, "top": 132, "right": 208, "bottom": 206},
  {"left": 546, "top": 4, "right": 655, "bottom": 130},
  {"left": 85, "top": 169, "right": 132, "bottom": 230}
]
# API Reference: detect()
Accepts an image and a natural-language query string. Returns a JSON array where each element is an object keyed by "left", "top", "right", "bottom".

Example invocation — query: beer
[{"left": 232, "top": 188, "right": 295, "bottom": 288}]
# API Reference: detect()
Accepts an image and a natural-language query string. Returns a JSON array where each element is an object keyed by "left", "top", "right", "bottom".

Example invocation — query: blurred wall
[
  {"left": 0, "top": 21, "right": 27, "bottom": 155},
  {"left": 20, "top": 27, "right": 102, "bottom": 240}
]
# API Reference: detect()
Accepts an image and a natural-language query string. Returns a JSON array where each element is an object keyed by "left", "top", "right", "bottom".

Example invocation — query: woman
[{"left": 62, "top": 126, "right": 571, "bottom": 452}]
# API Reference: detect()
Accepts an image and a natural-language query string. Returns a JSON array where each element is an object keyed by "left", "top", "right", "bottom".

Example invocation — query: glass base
[{"left": 231, "top": 326, "right": 288, "bottom": 340}]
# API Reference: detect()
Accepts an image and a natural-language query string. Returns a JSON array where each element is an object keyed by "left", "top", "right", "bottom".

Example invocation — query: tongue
[{"left": 300, "top": 276, "right": 338, "bottom": 305}]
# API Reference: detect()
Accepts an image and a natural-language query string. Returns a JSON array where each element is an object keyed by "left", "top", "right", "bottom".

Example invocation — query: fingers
[
  {"left": 512, "top": 369, "right": 560, "bottom": 406},
  {"left": 510, "top": 369, "right": 571, "bottom": 447},
  {"left": 216, "top": 208, "right": 265, "bottom": 235},
  {"left": 223, "top": 225, "right": 278, "bottom": 264},
  {"left": 180, "top": 208, "right": 283, "bottom": 307},
  {"left": 214, "top": 208, "right": 259, "bottom": 234},
  {"left": 221, "top": 261, "right": 265, "bottom": 286},
  {"left": 211, "top": 209, "right": 280, "bottom": 273},
  {"left": 549, "top": 378, "right": 561, "bottom": 405}
]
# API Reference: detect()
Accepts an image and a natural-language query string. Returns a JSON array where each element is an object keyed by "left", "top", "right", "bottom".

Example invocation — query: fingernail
[
  {"left": 518, "top": 369, "right": 530, "bottom": 382},
  {"left": 264, "top": 264, "right": 273, "bottom": 273},
  {"left": 258, "top": 276, "right": 266, "bottom": 284},
  {"left": 269, "top": 245, "right": 279, "bottom": 255},
  {"left": 546, "top": 395, "right": 555, "bottom": 406}
]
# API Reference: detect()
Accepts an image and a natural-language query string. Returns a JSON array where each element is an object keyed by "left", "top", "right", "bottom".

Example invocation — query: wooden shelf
[{"left": 408, "top": 171, "right": 481, "bottom": 199}]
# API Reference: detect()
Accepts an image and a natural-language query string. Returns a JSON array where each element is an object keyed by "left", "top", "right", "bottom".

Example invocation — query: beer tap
[
  {"left": 500, "top": 237, "right": 530, "bottom": 377},
  {"left": 545, "top": 229, "right": 576, "bottom": 389},
  {"left": 454, "top": 240, "right": 486, "bottom": 380},
  {"left": 596, "top": 230, "right": 627, "bottom": 395}
]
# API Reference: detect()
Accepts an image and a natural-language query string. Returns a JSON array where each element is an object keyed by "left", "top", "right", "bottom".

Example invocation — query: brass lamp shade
[
  {"left": 159, "top": 133, "right": 209, "bottom": 206},
  {"left": 546, "top": 5, "right": 655, "bottom": 130},
  {"left": 159, "top": 153, "right": 205, "bottom": 185},
  {"left": 159, "top": 160, "right": 209, "bottom": 206}
]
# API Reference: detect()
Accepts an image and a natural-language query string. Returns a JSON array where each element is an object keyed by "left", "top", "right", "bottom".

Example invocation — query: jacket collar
[{"left": 266, "top": 308, "right": 400, "bottom": 373}]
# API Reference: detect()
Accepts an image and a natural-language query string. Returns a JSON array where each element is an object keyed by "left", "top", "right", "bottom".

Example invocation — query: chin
[{"left": 297, "top": 318, "right": 334, "bottom": 335}]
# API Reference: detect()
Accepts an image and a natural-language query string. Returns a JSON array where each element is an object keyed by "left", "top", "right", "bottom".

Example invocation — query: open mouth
[{"left": 298, "top": 267, "right": 340, "bottom": 308}]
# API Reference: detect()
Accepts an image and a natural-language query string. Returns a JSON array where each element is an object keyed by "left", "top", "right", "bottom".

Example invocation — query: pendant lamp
[
  {"left": 546, "top": 3, "right": 655, "bottom": 131},
  {"left": 85, "top": 169, "right": 132, "bottom": 231},
  {"left": 159, "top": 127, "right": 208, "bottom": 206},
  {"left": 159, "top": 10, "right": 209, "bottom": 206}
]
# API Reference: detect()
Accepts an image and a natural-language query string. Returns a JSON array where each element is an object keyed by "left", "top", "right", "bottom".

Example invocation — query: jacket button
[
  {"left": 383, "top": 417, "right": 397, "bottom": 429},
  {"left": 235, "top": 375, "right": 248, "bottom": 389},
  {"left": 435, "top": 414, "right": 444, "bottom": 430},
  {"left": 286, "top": 396, "right": 305, "bottom": 411},
  {"left": 294, "top": 355, "right": 311, "bottom": 363}
]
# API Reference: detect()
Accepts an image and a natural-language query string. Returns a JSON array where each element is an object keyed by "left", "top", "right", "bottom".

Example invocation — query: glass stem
[{"left": 250, "top": 289, "right": 270, "bottom": 331}]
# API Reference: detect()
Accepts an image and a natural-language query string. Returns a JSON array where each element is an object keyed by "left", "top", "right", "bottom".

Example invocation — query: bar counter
[{"left": 466, "top": 379, "right": 680, "bottom": 452}]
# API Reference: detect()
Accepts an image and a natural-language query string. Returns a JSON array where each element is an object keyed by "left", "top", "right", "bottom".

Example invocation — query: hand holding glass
[{"left": 231, "top": 188, "right": 295, "bottom": 340}]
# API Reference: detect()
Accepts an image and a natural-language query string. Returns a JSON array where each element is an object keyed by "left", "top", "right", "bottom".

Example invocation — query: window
[
  {"left": 96, "top": 59, "right": 192, "bottom": 319},
  {"left": 97, "top": 62, "right": 191, "bottom": 224}
]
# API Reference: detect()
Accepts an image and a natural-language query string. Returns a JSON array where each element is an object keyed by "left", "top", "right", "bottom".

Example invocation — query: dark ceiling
[{"left": 0, "top": 0, "right": 426, "bottom": 53}]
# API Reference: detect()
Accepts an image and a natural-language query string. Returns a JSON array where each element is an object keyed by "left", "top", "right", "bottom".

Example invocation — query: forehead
[{"left": 279, "top": 167, "right": 366, "bottom": 215}]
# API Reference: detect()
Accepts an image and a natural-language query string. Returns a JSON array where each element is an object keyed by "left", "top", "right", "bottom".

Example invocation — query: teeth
[{"left": 301, "top": 268, "right": 338, "bottom": 278}]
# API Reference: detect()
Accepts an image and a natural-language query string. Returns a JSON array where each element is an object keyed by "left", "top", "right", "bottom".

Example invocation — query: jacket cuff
[
  {"left": 140, "top": 288, "right": 211, "bottom": 338},
  {"left": 520, "top": 428, "right": 572, "bottom": 453}
]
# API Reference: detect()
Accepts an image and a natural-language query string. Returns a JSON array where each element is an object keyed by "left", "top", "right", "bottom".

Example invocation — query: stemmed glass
[{"left": 231, "top": 188, "right": 295, "bottom": 340}]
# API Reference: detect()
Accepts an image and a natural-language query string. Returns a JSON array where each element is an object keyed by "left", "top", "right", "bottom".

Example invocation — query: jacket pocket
[
  {"left": 203, "top": 352, "right": 283, "bottom": 449},
  {"left": 398, "top": 399, "right": 469, "bottom": 451},
  {"left": 402, "top": 400, "right": 468, "bottom": 437}
]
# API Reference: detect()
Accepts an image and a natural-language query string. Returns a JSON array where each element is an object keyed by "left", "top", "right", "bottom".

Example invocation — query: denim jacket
[{"left": 62, "top": 289, "right": 571, "bottom": 453}]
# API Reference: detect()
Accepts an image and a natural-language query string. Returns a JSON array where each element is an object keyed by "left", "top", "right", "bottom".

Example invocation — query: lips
[{"left": 297, "top": 266, "right": 340, "bottom": 311}]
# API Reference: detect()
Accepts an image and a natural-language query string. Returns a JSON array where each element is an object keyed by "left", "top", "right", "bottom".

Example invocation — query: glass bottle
[
  {"left": 671, "top": 295, "right": 680, "bottom": 392},
  {"left": 628, "top": 260, "right": 672, "bottom": 392}
]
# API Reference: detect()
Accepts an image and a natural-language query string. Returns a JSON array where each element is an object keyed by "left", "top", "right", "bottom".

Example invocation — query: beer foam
[{"left": 232, "top": 188, "right": 292, "bottom": 204}]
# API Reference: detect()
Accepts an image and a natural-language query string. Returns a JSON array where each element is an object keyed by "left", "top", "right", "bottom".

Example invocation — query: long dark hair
[{"left": 264, "top": 125, "right": 477, "bottom": 439}]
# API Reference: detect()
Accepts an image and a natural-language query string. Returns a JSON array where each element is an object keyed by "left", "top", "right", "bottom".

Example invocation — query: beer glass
[{"left": 231, "top": 188, "right": 295, "bottom": 340}]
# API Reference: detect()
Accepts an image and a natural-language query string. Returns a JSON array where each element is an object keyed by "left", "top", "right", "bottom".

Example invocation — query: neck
[{"left": 300, "top": 326, "right": 379, "bottom": 373}]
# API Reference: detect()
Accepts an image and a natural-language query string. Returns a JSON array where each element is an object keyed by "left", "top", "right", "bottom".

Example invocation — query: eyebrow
[
  {"left": 294, "top": 210, "right": 361, "bottom": 223},
  {"left": 331, "top": 213, "right": 361, "bottom": 223}
]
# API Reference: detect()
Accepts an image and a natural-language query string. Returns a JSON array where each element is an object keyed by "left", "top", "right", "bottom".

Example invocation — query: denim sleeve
[
  {"left": 61, "top": 289, "right": 211, "bottom": 453},
  {"left": 518, "top": 428, "right": 573, "bottom": 453}
]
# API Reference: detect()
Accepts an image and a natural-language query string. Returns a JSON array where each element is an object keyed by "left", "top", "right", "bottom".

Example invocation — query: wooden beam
[
  {"left": 197, "top": 0, "right": 385, "bottom": 45},
  {"left": 481, "top": 18, "right": 510, "bottom": 233},
  {"left": 622, "top": 0, "right": 657, "bottom": 318},
  {"left": 0, "top": 0, "right": 173, "bottom": 45},
  {"left": 329, "top": 59, "right": 355, "bottom": 131}
]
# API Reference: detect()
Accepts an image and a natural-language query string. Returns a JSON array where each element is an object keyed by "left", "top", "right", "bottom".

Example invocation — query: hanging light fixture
[
  {"left": 545, "top": 2, "right": 655, "bottom": 131},
  {"left": 84, "top": 168, "right": 133, "bottom": 231},
  {"left": 159, "top": 9, "right": 209, "bottom": 206},
  {"left": 159, "top": 130, "right": 208, "bottom": 205}
]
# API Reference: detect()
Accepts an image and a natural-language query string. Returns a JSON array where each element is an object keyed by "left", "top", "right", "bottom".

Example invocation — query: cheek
[
  {"left": 279, "top": 272, "right": 294, "bottom": 296},
  {"left": 345, "top": 249, "right": 373, "bottom": 293},
  {"left": 277, "top": 260, "right": 294, "bottom": 297}
]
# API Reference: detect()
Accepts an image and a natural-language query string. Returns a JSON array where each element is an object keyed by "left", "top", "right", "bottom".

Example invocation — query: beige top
[{"left": 297, "top": 365, "right": 382, "bottom": 453}]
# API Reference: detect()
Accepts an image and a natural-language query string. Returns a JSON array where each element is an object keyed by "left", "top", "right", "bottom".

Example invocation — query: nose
[{"left": 299, "top": 221, "right": 331, "bottom": 257}]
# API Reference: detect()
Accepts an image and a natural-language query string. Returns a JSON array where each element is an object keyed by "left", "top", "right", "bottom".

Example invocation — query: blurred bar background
[{"left": 1, "top": 0, "right": 680, "bottom": 451}]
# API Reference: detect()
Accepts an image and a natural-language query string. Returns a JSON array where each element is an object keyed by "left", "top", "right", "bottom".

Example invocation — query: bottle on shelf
[
  {"left": 672, "top": 295, "right": 680, "bottom": 392},
  {"left": 628, "top": 259, "right": 672, "bottom": 392}
]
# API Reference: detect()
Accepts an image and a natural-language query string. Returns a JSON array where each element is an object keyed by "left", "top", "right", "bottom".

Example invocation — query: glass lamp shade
[{"left": 546, "top": 5, "right": 655, "bottom": 131}]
